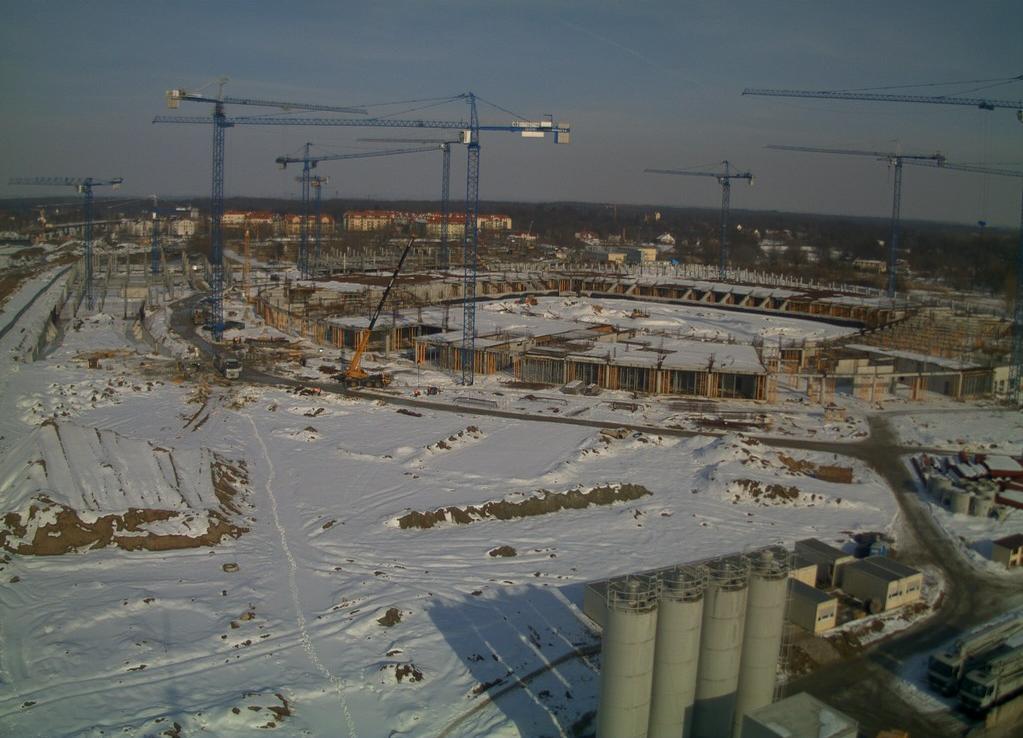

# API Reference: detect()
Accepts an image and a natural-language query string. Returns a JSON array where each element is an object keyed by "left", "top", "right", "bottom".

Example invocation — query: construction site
[{"left": 3, "top": 6, "right": 1023, "bottom": 737}]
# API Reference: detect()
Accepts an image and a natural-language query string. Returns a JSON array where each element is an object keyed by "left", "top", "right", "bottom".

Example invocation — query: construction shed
[
  {"left": 786, "top": 579, "right": 838, "bottom": 634},
  {"left": 739, "top": 691, "right": 857, "bottom": 738},
  {"left": 840, "top": 556, "right": 923, "bottom": 613},
  {"left": 794, "top": 538, "right": 854, "bottom": 588},
  {"left": 991, "top": 533, "right": 1023, "bottom": 569}
]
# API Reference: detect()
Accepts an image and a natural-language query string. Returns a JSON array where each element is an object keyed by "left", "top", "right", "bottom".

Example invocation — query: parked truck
[
  {"left": 927, "top": 614, "right": 1023, "bottom": 695},
  {"left": 214, "top": 353, "right": 242, "bottom": 380},
  {"left": 959, "top": 643, "right": 1023, "bottom": 714}
]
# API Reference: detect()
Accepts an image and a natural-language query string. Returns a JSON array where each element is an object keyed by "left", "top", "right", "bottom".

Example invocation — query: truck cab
[{"left": 215, "top": 354, "right": 242, "bottom": 380}]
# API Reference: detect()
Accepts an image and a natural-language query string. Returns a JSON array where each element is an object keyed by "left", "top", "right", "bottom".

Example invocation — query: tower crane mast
[
  {"left": 276, "top": 144, "right": 443, "bottom": 278},
  {"left": 157, "top": 79, "right": 366, "bottom": 341},
  {"left": 645, "top": 162, "right": 753, "bottom": 276},
  {"left": 903, "top": 158, "right": 1023, "bottom": 404},
  {"left": 8, "top": 176, "right": 123, "bottom": 310},
  {"left": 157, "top": 91, "right": 570, "bottom": 383},
  {"left": 766, "top": 145, "right": 945, "bottom": 297},
  {"left": 358, "top": 136, "right": 467, "bottom": 269}
]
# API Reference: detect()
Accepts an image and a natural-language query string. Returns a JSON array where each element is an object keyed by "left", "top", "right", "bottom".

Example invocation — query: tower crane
[
  {"left": 766, "top": 145, "right": 945, "bottom": 297},
  {"left": 156, "top": 91, "right": 570, "bottom": 384},
  {"left": 745, "top": 77, "right": 1023, "bottom": 405},
  {"left": 645, "top": 162, "right": 753, "bottom": 276},
  {"left": 276, "top": 144, "right": 442, "bottom": 278},
  {"left": 158, "top": 78, "right": 366, "bottom": 341},
  {"left": 902, "top": 158, "right": 1023, "bottom": 403},
  {"left": 358, "top": 136, "right": 468, "bottom": 269},
  {"left": 8, "top": 176, "right": 123, "bottom": 309},
  {"left": 309, "top": 175, "right": 328, "bottom": 271},
  {"left": 741, "top": 83, "right": 1023, "bottom": 113}
]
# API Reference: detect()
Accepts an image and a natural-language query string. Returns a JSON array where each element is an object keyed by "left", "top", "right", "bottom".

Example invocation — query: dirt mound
[
  {"left": 394, "top": 483, "right": 651, "bottom": 529},
  {"left": 778, "top": 453, "right": 853, "bottom": 483},
  {"left": 3, "top": 452, "right": 250, "bottom": 556},
  {"left": 728, "top": 479, "right": 842, "bottom": 508}
]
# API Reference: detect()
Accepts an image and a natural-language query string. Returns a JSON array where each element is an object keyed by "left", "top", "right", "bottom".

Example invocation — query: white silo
[
  {"left": 732, "top": 546, "right": 791, "bottom": 734},
  {"left": 647, "top": 564, "right": 708, "bottom": 738},
  {"left": 690, "top": 554, "right": 751, "bottom": 738},
  {"left": 597, "top": 575, "right": 659, "bottom": 738}
]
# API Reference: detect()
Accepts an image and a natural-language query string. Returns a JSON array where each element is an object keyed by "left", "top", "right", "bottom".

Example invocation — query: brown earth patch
[
  {"left": 377, "top": 607, "right": 403, "bottom": 627},
  {"left": 395, "top": 483, "right": 651, "bottom": 530},
  {"left": 778, "top": 454, "right": 853, "bottom": 483},
  {"left": 488, "top": 545, "right": 517, "bottom": 557},
  {"left": 1, "top": 458, "right": 250, "bottom": 556}
]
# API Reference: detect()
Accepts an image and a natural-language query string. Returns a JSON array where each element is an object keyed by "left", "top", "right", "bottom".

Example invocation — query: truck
[
  {"left": 959, "top": 643, "right": 1023, "bottom": 714},
  {"left": 334, "top": 237, "right": 415, "bottom": 389},
  {"left": 215, "top": 353, "right": 242, "bottom": 380},
  {"left": 927, "top": 614, "right": 1023, "bottom": 695}
]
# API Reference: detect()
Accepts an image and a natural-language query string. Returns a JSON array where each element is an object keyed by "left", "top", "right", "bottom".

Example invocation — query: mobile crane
[{"left": 335, "top": 237, "right": 416, "bottom": 389}]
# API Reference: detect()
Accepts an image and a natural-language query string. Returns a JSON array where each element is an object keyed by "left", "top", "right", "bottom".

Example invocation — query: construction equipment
[
  {"left": 358, "top": 136, "right": 467, "bottom": 269},
  {"left": 745, "top": 77, "right": 1023, "bottom": 402},
  {"left": 276, "top": 144, "right": 442, "bottom": 278},
  {"left": 927, "top": 614, "right": 1023, "bottom": 695},
  {"left": 157, "top": 78, "right": 365, "bottom": 340},
  {"left": 766, "top": 145, "right": 945, "bottom": 297},
  {"left": 901, "top": 159, "right": 1023, "bottom": 403},
  {"left": 645, "top": 161, "right": 753, "bottom": 277},
  {"left": 335, "top": 237, "right": 417, "bottom": 389},
  {"left": 959, "top": 642, "right": 1023, "bottom": 714},
  {"left": 156, "top": 91, "right": 571, "bottom": 385},
  {"left": 742, "top": 81, "right": 1023, "bottom": 113},
  {"left": 8, "top": 176, "right": 123, "bottom": 310},
  {"left": 310, "top": 176, "right": 327, "bottom": 271}
]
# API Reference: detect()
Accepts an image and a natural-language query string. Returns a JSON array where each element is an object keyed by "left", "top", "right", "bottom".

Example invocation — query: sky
[{"left": 1, "top": 0, "right": 1021, "bottom": 226}]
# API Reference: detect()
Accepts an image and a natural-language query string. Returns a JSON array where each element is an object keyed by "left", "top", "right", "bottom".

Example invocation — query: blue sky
[{"left": 2, "top": 0, "right": 1021, "bottom": 225}]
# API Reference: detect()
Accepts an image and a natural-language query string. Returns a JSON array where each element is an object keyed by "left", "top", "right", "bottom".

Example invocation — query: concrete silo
[
  {"left": 597, "top": 575, "right": 659, "bottom": 738},
  {"left": 647, "top": 564, "right": 708, "bottom": 738},
  {"left": 733, "top": 546, "right": 791, "bottom": 734},
  {"left": 690, "top": 554, "right": 751, "bottom": 738}
]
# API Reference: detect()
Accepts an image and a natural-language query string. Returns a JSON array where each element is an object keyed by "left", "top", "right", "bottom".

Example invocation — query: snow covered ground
[
  {"left": 890, "top": 409, "right": 1023, "bottom": 455},
  {"left": 479, "top": 296, "right": 859, "bottom": 343},
  {"left": 0, "top": 303, "right": 902, "bottom": 736}
]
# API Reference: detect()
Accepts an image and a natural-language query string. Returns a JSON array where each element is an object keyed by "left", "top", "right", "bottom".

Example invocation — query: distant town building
[
  {"left": 284, "top": 214, "right": 335, "bottom": 237},
  {"left": 342, "top": 209, "right": 511, "bottom": 233},
  {"left": 853, "top": 258, "right": 887, "bottom": 273}
]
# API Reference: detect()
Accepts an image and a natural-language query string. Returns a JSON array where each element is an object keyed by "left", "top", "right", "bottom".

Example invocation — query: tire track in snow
[{"left": 247, "top": 414, "right": 358, "bottom": 738}]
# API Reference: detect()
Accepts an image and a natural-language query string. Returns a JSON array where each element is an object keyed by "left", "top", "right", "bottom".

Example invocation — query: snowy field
[
  {"left": 890, "top": 410, "right": 1023, "bottom": 455},
  {"left": 0, "top": 296, "right": 901, "bottom": 736}
]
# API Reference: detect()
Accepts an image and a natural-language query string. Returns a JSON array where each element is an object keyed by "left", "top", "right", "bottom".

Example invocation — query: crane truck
[
  {"left": 334, "top": 237, "right": 416, "bottom": 389},
  {"left": 959, "top": 643, "right": 1023, "bottom": 714},
  {"left": 927, "top": 614, "right": 1023, "bottom": 695}
]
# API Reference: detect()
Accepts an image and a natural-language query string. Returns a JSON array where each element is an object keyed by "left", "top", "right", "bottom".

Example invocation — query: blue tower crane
[
  {"left": 744, "top": 77, "right": 1023, "bottom": 403},
  {"left": 742, "top": 84, "right": 1022, "bottom": 112},
  {"left": 156, "top": 91, "right": 570, "bottom": 383},
  {"left": 903, "top": 159, "right": 1023, "bottom": 403},
  {"left": 310, "top": 175, "right": 328, "bottom": 270},
  {"left": 276, "top": 144, "right": 443, "bottom": 278},
  {"left": 645, "top": 162, "right": 754, "bottom": 277},
  {"left": 766, "top": 145, "right": 945, "bottom": 297},
  {"left": 8, "top": 176, "right": 123, "bottom": 310},
  {"left": 159, "top": 78, "right": 366, "bottom": 341},
  {"left": 358, "top": 136, "right": 468, "bottom": 269}
]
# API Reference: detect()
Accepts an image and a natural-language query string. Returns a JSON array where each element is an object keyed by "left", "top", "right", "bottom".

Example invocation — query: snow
[
  {"left": 890, "top": 410, "right": 1023, "bottom": 455},
  {"left": 0, "top": 309, "right": 901, "bottom": 736}
]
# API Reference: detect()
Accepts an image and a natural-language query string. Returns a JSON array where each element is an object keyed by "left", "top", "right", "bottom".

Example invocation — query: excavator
[{"left": 335, "top": 237, "right": 416, "bottom": 389}]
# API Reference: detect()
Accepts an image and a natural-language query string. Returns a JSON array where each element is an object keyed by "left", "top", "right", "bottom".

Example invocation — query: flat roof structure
[
  {"left": 845, "top": 556, "right": 918, "bottom": 583},
  {"left": 788, "top": 578, "right": 833, "bottom": 605},
  {"left": 740, "top": 691, "right": 857, "bottom": 738},
  {"left": 993, "top": 533, "right": 1023, "bottom": 550},
  {"left": 795, "top": 538, "right": 850, "bottom": 563}
]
